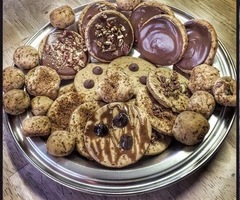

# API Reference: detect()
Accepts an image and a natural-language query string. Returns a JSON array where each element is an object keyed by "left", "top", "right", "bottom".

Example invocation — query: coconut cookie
[
  {"left": 136, "top": 88, "right": 177, "bottom": 136},
  {"left": 97, "top": 70, "right": 134, "bottom": 103},
  {"left": 25, "top": 65, "right": 61, "bottom": 100},
  {"left": 47, "top": 92, "right": 89, "bottom": 132},
  {"left": 108, "top": 56, "right": 156, "bottom": 94},
  {"left": 212, "top": 76, "right": 236, "bottom": 107},
  {"left": 85, "top": 10, "right": 134, "bottom": 62},
  {"left": 138, "top": 14, "right": 188, "bottom": 66},
  {"left": 147, "top": 68, "right": 190, "bottom": 113},
  {"left": 187, "top": 91, "right": 216, "bottom": 119},
  {"left": 39, "top": 30, "right": 88, "bottom": 80},
  {"left": 78, "top": 1, "right": 117, "bottom": 36},
  {"left": 74, "top": 63, "right": 109, "bottom": 100},
  {"left": 13, "top": 45, "right": 39, "bottom": 70},
  {"left": 145, "top": 129, "right": 172, "bottom": 156},
  {"left": 84, "top": 102, "right": 151, "bottom": 168},
  {"left": 69, "top": 101, "right": 102, "bottom": 159},
  {"left": 172, "top": 111, "right": 210, "bottom": 145},
  {"left": 175, "top": 19, "right": 218, "bottom": 74},
  {"left": 188, "top": 64, "right": 220, "bottom": 94}
]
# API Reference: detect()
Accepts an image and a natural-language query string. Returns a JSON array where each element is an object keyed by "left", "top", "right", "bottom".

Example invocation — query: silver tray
[{"left": 5, "top": 2, "right": 236, "bottom": 196}]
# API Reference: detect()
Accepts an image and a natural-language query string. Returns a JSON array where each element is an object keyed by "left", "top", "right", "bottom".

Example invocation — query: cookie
[
  {"left": 84, "top": 102, "right": 151, "bottom": 168},
  {"left": 3, "top": 66, "right": 25, "bottom": 92},
  {"left": 69, "top": 101, "right": 102, "bottom": 159},
  {"left": 187, "top": 91, "right": 216, "bottom": 119},
  {"left": 136, "top": 87, "right": 177, "bottom": 136},
  {"left": 58, "top": 83, "right": 76, "bottom": 97},
  {"left": 147, "top": 68, "right": 190, "bottom": 113},
  {"left": 97, "top": 70, "right": 134, "bottom": 103},
  {"left": 77, "top": 1, "right": 117, "bottom": 36},
  {"left": 13, "top": 45, "right": 39, "bottom": 70},
  {"left": 84, "top": 10, "right": 134, "bottom": 62},
  {"left": 188, "top": 64, "right": 220, "bottom": 94},
  {"left": 138, "top": 14, "right": 188, "bottom": 66},
  {"left": 108, "top": 56, "right": 156, "bottom": 94},
  {"left": 172, "top": 111, "right": 210, "bottom": 145},
  {"left": 22, "top": 116, "right": 51, "bottom": 137},
  {"left": 31, "top": 96, "right": 54, "bottom": 116},
  {"left": 212, "top": 76, "right": 236, "bottom": 107},
  {"left": 3, "top": 89, "right": 30, "bottom": 115},
  {"left": 145, "top": 129, "right": 172, "bottom": 156},
  {"left": 175, "top": 19, "right": 218, "bottom": 74},
  {"left": 25, "top": 65, "right": 61, "bottom": 100},
  {"left": 50, "top": 5, "right": 75, "bottom": 29},
  {"left": 130, "top": 1, "right": 174, "bottom": 46},
  {"left": 39, "top": 30, "right": 88, "bottom": 80},
  {"left": 47, "top": 92, "right": 89, "bottom": 132},
  {"left": 46, "top": 130, "right": 75, "bottom": 157},
  {"left": 116, "top": 0, "right": 141, "bottom": 11},
  {"left": 74, "top": 63, "right": 109, "bottom": 100}
]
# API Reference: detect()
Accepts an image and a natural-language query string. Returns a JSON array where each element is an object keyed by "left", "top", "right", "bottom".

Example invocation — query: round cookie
[
  {"left": 147, "top": 68, "right": 191, "bottom": 113},
  {"left": 50, "top": 5, "right": 75, "bottom": 29},
  {"left": 145, "top": 129, "right": 172, "bottom": 156},
  {"left": 108, "top": 56, "right": 156, "bottom": 94},
  {"left": 39, "top": 30, "right": 88, "bottom": 80},
  {"left": 58, "top": 83, "right": 76, "bottom": 97},
  {"left": 136, "top": 87, "right": 177, "bottom": 136},
  {"left": 84, "top": 102, "right": 151, "bottom": 168},
  {"left": 172, "top": 111, "right": 210, "bottom": 145},
  {"left": 175, "top": 19, "right": 218, "bottom": 74},
  {"left": 97, "top": 70, "right": 134, "bottom": 103},
  {"left": 138, "top": 14, "right": 188, "bottom": 66},
  {"left": 69, "top": 101, "right": 102, "bottom": 159},
  {"left": 47, "top": 92, "right": 89, "bottom": 132},
  {"left": 3, "top": 89, "right": 30, "bottom": 115},
  {"left": 31, "top": 96, "right": 54, "bottom": 116},
  {"left": 22, "top": 116, "right": 51, "bottom": 137},
  {"left": 130, "top": 1, "right": 174, "bottom": 46},
  {"left": 74, "top": 63, "right": 108, "bottom": 100},
  {"left": 3, "top": 66, "right": 25, "bottom": 92},
  {"left": 212, "top": 76, "right": 236, "bottom": 107},
  {"left": 116, "top": 0, "right": 141, "bottom": 11},
  {"left": 25, "top": 65, "right": 61, "bottom": 100},
  {"left": 78, "top": 1, "right": 117, "bottom": 36},
  {"left": 187, "top": 91, "right": 216, "bottom": 119},
  {"left": 84, "top": 10, "right": 134, "bottom": 62},
  {"left": 188, "top": 64, "right": 220, "bottom": 94},
  {"left": 46, "top": 130, "right": 75, "bottom": 157},
  {"left": 13, "top": 45, "right": 39, "bottom": 70}
]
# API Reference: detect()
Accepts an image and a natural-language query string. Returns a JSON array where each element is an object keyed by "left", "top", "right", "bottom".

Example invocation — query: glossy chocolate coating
[
  {"left": 175, "top": 20, "right": 212, "bottom": 70},
  {"left": 83, "top": 79, "right": 95, "bottom": 89},
  {"left": 138, "top": 16, "right": 183, "bottom": 65},
  {"left": 128, "top": 63, "right": 139, "bottom": 71},
  {"left": 92, "top": 66, "right": 103, "bottom": 75}
]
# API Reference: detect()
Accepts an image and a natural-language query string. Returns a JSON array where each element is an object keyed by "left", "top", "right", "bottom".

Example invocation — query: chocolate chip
[
  {"left": 139, "top": 76, "right": 147, "bottom": 85},
  {"left": 83, "top": 79, "right": 94, "bottom": 89},
  {"left": 94, "top": 123, "right": 109, "bottom": 137},
  {"left": 120, "top": 134, "right": 133, "bottom": 150},
  {"left": 92, "top": 66, "right": 103, "bottom": 75},
  {"left": 128, "top": 63, "right": 139, "bottom": 72},
  {"left": 113, "top": 112, "right": 129, "bottom": 128}
]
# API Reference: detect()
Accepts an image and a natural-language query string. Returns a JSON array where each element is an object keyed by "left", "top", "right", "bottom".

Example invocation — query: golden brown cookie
[
  {"left": 147, "top": 68, "right": 190, "bottom": 113},
  {"left": 172, "top": 111, "right": 209, "bottom": 145},
  {"left": 212, "top": 76, "right": 236, "bottom": 107},
  {"left": 58, "top": 83, "right": 76, "bottom": 97},
  {"left": 3, "top": 66, "right": 25, "bottom": 92},
  {"left": 31, "top": 96, "right": 54, "bottom": 116},
  {"left": 25, "top": 65, "right": 61, "bottom": 100},
  {"left": 85, "top": 10, "right": 134, "bottom": 62},
  {"left": 188, "top": 64, "right": 220, "bottom": 94},
  {"left": 13, "top": 45, "right": 39, "bottom": 70},
  {"left": 84, "top": 102, "right": 151, "bottom": 168},
  {"left": 175, "top": 19, "right": 218, "bottom": 74}
]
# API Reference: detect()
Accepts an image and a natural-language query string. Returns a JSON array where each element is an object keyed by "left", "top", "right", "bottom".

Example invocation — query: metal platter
[{"left": 5, "top": 2, "right": 236, "bottom": 196}]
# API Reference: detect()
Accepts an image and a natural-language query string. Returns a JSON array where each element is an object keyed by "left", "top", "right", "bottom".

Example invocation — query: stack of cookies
[{"left": 3, "top": 1, "right": 236, "bottom": 168}]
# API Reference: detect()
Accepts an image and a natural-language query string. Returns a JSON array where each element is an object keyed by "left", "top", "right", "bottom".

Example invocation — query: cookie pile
[{"left": 3, "top": 1, "right": 237, "bottom": 168}]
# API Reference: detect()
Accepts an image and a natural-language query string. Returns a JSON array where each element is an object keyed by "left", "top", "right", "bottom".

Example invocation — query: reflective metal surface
[{"left": 5, "top": 3, "right": 236, "bottom": 196}]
